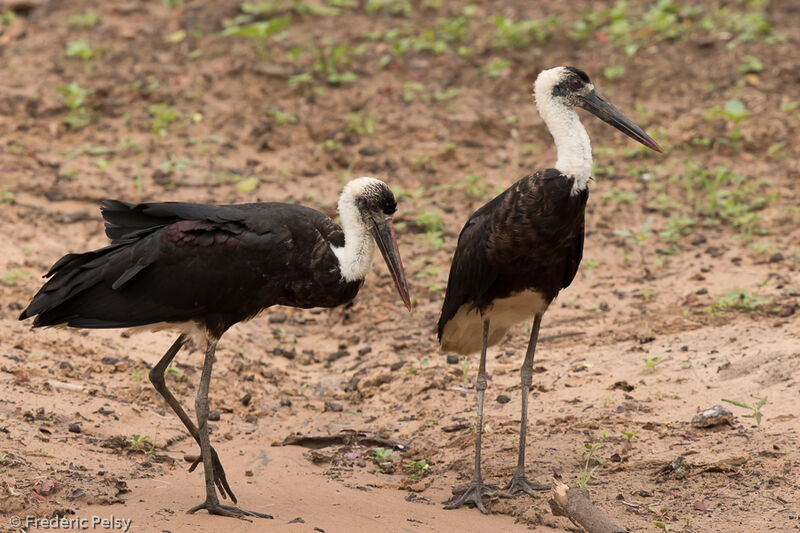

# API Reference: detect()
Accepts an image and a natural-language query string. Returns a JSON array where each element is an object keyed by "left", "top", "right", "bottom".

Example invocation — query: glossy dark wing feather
[
  {"left": 437, "top": 169, "right": 588, "bottom": 339},
  {"left": 21, "top": 202, "right": 353, "bottom": 337},
  {"left": 436, "top": 191, "right": 510, "bottom": 340},
  {"left": 102, "top": 200, "right": 249, "bottom": 242}
]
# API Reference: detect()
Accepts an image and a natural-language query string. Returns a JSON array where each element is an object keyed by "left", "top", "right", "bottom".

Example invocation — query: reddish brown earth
[{"left": 0, "top": 1, "right": 798, "bottom": 532}]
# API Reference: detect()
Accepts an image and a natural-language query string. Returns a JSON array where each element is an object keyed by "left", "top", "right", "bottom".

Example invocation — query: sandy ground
[{"left": 1, "top": 0, "right": 799, "bottom": 532}]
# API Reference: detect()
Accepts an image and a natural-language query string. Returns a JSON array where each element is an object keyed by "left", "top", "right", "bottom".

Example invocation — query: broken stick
[{"left": 549, "top": 480, "right": 626, "bottom": 533}]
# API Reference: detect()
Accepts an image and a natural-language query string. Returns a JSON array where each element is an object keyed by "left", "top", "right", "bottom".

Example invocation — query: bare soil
[{"left": 1, "top": 1, "right": 798, "bottom": 532}]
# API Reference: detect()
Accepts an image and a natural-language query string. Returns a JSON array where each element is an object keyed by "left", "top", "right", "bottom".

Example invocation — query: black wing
[
  {"left": 437, "top": 169, "right": 588, "bottom": 340},
  {"left": 436, "top": 191, "right": 508, "bottom": 340},
  {"left": 20, "top": 201, "right": 347, "bottom": 337}
]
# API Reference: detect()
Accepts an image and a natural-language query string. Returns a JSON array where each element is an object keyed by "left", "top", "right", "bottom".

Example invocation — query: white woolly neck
[
  {"left": 331, "top": 177, "right": 379, "bottom": 282},
  {"left": 534, "top": 67, "right": 593, "bottom": 194}
]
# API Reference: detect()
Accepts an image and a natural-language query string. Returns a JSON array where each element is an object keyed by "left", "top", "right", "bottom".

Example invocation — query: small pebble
[
  {"left": 691, "top": 405, "right": 734, "bottom": 428},
  {"left": 324, "top": 400, "right": 343, "bottom": 412},
  {"left": 358, "top": 346, "right": 372, "bottom": 356},
  {"left": 446, "top": 355, "right": 458, "bottom": 364},
  {"left": 280, "top": 398, "right": 292, "bottom": 407},
  {"left": 208, "top": 410, "right": 220, "bottom": 422},
  {"left": 269, "top": 312, "right": 287, "bottom": 324},
  {"left": 68, "top": 423, "right": 81, "bottom": 433},
  {"left": 496, "top": 394, "right": 511, "bottom": 404},
  {"left": 240, "top": 392, "right": 252, "bottom": 406}
]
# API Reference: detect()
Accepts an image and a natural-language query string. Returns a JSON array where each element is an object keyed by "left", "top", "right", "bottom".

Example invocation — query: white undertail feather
[
  {"left": 441, "top": 290, "right": 549, "bottom": 355},
  {"left": 127, "top": 320, "right": 209, "bottom": 348},
  {"left": 534, "top": 67, "right": 593, "bottom": 194},
  {"left": 330, "top": 177, "right": 379, "bottom": 282}
]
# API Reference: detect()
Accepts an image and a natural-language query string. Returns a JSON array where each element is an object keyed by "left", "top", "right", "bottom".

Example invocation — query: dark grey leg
[
  {"left": 445, "top": 317, "right": 500, "bottom": 514},
  {"left": 504, "top": 313, "right": 550, "bottom": 496},
  {"left": 149, "top": 335, "right": 236, "bottom": 502},
  {"left": 187, "top": 339, "right": 272, "bottom": 519}
]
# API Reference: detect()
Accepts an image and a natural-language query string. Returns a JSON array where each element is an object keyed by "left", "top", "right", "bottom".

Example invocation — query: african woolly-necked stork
[
  {"left": 20, "top": 177, "right": 411, "bottom": 518},
  {"left": 438, "top": 66, "right": 663, "bottom": 512}
]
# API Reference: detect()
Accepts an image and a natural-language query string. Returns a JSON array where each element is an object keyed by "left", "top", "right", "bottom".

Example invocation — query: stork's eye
[
  {"left": 570, "top": 78, "right": 582, "bottom": 89},
  {"left": 369, "top": 203, "right": 378, "bottom": 211}
]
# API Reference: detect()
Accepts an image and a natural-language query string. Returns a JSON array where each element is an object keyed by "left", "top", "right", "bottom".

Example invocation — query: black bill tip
[
  {"left": 577, "top": 89, "right": 663, "bottom": 154},
  {"left": 370, "top": 217, "right": 412, "bottom": 311}
]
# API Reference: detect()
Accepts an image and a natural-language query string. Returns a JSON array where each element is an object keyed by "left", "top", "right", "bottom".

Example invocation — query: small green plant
[
  {"left": 146, "top": 432, "right": 158, "bottom": 455},
  {"left": 460, "top": 356, "right": 468, "bottom": 382},
  {"left": 165, "top": 364, "right": 185, "bottom": 381},
  {"left": 222, "top": 15, "right": 292, "bottom": 55},
  {"left": 614, "top": 217, "right": 654, "bottom": 265},
  {"left": 706, "top": 98, "right": 749, "bottom": 141},
  {"left": 492, "top": 15, "right": 558, "bottom": 48},
  {"left": 415, "top": 210, "right": 443, "bottom": 233},
  {"left": 373, "top": 447, "right": 393, "bottom": 469},
  {"left": 603, "top": 64, "right": 625, "bottom": 80},
  {"left": 130, "top": 369, "right": 146, "bottom": 381},
  {"left": 127, "top": 434, "right": 150, "bottom": 451},
  {"left": 58, "top": 82, "right": 94, "bottom": 129},
  {"left": 481, "top": 58, "right": 510, "bottom": 78},
  {"left": 599, "top": 189, "right": 637, "bottom": 204},
  {"left": 0, "top": 187, "right": 16, "bottom": 205},
  {"left": 317, "top": 138, "right": 342, "bottom": 152},
  {"left": 242, "top": 1, "right": 339, "bottom": 16},
  {"left": 643, "top": 355, "right": 661, "bottom": 370},
  {"left": 653, "top": 521, "right": 671, "bottom": 532},
  {"left": 149, "top": 103, "right": 180, "bottom": 137},
  {"left": 311, "top": 41, "right": 359, "bottom": 85},
  {"left": 621, "top": 429, "right": 638, "bottom": 442},
  {"left": 266, "top": 109, "right": 298, "bottom": 124},
  {"left": 3, "top": 269, "right": 31, "bottom": 285},
  {"left": 65, "top": 40, "right": 98, "bottom": 71},
  {"left": 721, "top": 396, "right": 766, "bottom": 427},
  {"left": 344, "top": 111, "right": 375, "bottom": 135},
  {"left": 68, "top": 12, "right": 99, "bottom": 28},
  {"left": 406, "top": 458, "right": 429, "bottom": 478},
  {"left": 576, "top": 443, "right": 603, "bottom": 488},
  {"left": 739, "top": 55, "right": 763, "bottom": 74},
  {"left": 365, "top": 0, "right": 413, "bottom": 17}
]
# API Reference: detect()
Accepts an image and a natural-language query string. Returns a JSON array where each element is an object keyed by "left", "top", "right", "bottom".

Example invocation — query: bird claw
[
  {"left": 189, "top": 446, "right": 237, "bottom": 503},
  {"left": 444, "top": 481, "right": 501, "bottom": 514},
  {"left": 187, "top": 499, "right": 273, "bottom": 520},
  {"left": 502, "top": 473, "right": 550, "bottom": 497}
]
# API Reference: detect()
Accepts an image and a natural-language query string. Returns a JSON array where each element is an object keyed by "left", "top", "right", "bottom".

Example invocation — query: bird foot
[
  {"left": 444, "top": 481, "right": 502, "bottom": 514},
  {"left": 187, "top": 499, "right": 273, "bottom": 520},
  {"left": 189, "top": 447, "right": 237, "bottom": 503},
  {"left": 502, "top": 472, "right": 550, "bottom": 497}
]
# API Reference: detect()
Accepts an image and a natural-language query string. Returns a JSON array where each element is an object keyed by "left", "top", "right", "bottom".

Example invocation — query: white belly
[{"left": 440, "top": 290, "right": 548, "bottom": 355}]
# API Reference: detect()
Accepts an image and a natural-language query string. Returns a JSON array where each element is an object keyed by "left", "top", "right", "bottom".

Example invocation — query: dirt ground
[{"left": 1, "top": 0, "right": 799, "bottom": 531}]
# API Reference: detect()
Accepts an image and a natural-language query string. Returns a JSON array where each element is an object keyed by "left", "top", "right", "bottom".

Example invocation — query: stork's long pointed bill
[
  {"left": 370, "top": 217, "right": 412, "bottom": 311},
  {"left": 577, "top": 90, "right": 663, "bottom": 153}
]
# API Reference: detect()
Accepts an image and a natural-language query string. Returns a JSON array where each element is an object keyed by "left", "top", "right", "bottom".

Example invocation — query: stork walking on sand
[{"left": 20, "top": 177, "right": 411, "bottom": 518}]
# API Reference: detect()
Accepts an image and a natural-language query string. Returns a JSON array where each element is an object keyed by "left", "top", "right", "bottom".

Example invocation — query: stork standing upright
[
  {"left": 20, "top": 177, "right": 411, "bottom": 519},
  {"left": 438, "top": 66, "right": 663, "bottom": 513}
]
